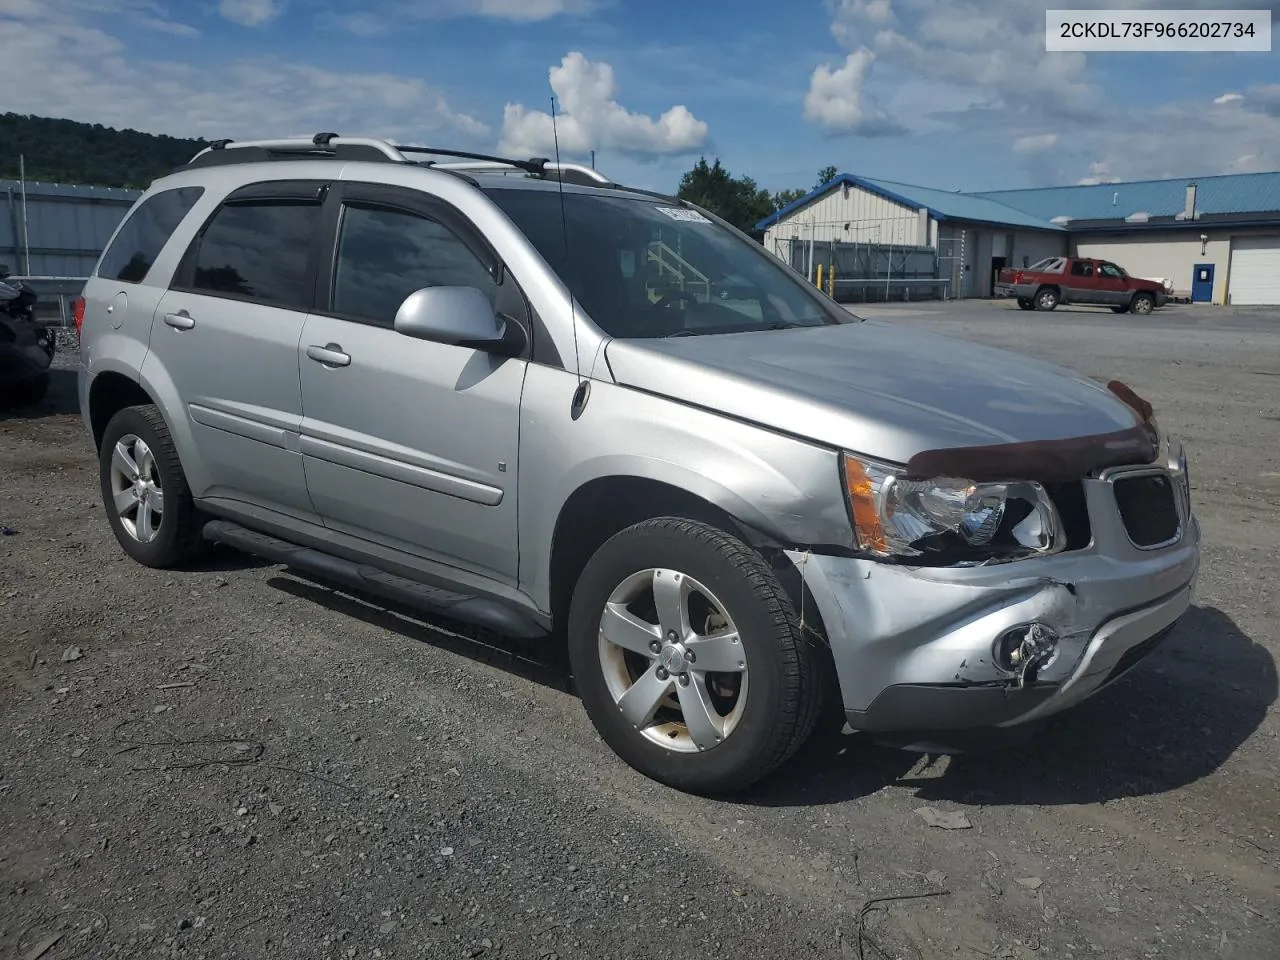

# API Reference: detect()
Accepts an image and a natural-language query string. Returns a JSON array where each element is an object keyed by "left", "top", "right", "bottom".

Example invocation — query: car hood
[{"left": 603, "top": 319, "right": 1144, "bottom": 465}]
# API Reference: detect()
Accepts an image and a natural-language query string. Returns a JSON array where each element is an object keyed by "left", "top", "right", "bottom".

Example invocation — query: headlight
[
  {"left": 1165, "top": 436, "right": 1191, "bottom": 516},
  {"left": 841, "top": 453, "right": 1064, "bottom": 564}
]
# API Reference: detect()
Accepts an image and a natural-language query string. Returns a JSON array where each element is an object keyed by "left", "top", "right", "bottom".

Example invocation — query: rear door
[
  {"left": 297, "top": 182, "right": 531, "bottom": 582},
  {"left": 144, "top": 180, "right": 328, "bottom": 519},
  {"left": 1065, "top": 259, "right": 1101, "bottom": 304}
]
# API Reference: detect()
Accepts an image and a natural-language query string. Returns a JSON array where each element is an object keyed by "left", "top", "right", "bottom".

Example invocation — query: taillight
[
  {"left": 73, "top": 296, "right": 86, "bottom": 335},
  {"left": 1013, "top": 271, "right": 1024, "bottom": 284}
]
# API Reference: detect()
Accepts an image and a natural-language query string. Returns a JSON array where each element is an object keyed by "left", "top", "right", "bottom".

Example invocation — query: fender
[{"left": 516, "top": 363, "right": 854, "bottom": 612}]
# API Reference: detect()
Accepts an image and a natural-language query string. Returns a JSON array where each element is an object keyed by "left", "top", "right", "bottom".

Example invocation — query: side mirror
[{"left": 394, "top": 286, "right": 505, "bottom": 348}]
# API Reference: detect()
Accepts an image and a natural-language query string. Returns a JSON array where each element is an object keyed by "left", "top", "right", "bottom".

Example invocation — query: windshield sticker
[{"left": 656, "top": 207, "right": 712, "bottom": 223}]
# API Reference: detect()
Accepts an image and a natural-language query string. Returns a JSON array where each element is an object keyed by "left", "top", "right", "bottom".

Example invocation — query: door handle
[
  {"left": 306, "top": 343, "right": 351, "bottom": 367},
  {"left": 164, "top": 311, "right": 195, "bottom": 330}
]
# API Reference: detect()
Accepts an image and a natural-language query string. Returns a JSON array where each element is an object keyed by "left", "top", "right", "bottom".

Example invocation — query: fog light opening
[{"left": 995, "top": 622, "right": 1061, "bottom": 688}]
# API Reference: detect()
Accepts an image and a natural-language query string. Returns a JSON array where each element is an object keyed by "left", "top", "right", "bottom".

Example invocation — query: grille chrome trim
[{"left": 1101, "top": 465, "right": 1183, "bottom": 551}]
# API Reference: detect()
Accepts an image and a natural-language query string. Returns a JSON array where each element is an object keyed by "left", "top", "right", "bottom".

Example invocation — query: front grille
[{"left": 1113, "top": 473, "right": 1180, "bottom": 547}]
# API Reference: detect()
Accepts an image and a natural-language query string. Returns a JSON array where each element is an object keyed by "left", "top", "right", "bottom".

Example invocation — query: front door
[
  {"left": 144, "top": 180, "right": 328, "bottom": 519},
  {"left": 1096, "top": 261, "right": 1130, "bottom": 306},
  {"left": 297, "top": 184, "right": 530, "bottom": 583}
]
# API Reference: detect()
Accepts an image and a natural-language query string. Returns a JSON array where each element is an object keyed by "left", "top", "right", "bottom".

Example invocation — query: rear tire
[
  {"left": 1034, "top": 287, "right": 1060, "bottom": 311},
  {"left": 566, "top": 517, "right": 824, "bottom": 795},
  {"left": 1110, "top": 305, "right": 1129, "bottom": 314},
  {"left": 98, "top": 404, "right": 208, "bottom": 569},
  {"left": 1017, "top": 298, "right": 1035, "bottom": 311},
  {"left": 0, "top": 373, "right": 49, "bottom": 407}
]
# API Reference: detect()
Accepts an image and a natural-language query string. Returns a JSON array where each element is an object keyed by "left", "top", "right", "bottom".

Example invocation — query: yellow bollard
[{"left": 816, "top": 263, "right": 824, "bottom": 289}]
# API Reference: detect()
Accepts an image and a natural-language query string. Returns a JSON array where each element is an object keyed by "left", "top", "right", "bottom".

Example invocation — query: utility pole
[{"left": 19, "top": 153, "right": 30, "bottom": 275}]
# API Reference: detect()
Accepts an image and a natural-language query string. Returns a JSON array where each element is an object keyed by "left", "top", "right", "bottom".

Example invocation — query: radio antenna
[{"left": 551, "top": 95, "right": 588, "bottom": 404}]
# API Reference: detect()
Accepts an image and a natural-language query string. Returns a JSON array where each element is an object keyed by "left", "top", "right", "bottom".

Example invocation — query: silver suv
[{"left": 76, "top": 135, "right": 1200, "bottom": 794}]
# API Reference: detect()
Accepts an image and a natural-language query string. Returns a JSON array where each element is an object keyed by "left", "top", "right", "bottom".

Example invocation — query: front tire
[
  {"left": 566, "top": 518, "right": 824, "bottom": 795},
  {"left": 1130, "top": 293, "right": 1155, "bottom": 315},
  {"left": 98, "top": 404, "right": 208, "bottom": 568}
]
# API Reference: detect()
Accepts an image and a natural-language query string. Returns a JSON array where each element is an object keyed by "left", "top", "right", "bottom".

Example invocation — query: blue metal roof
[
  {"left": 974, "top": 171, "right": 1280, "bottom": 222},
  {"left": 756, "top": 169, "right": 1280, "bottom": 234},
  {"left": 755, "top": 173, "right": 1063, "bottom": 233}
]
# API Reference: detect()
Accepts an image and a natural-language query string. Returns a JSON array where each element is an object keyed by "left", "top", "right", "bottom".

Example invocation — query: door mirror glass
[{"left": 394, "top": 286, "right": 505, "bottom": 347}]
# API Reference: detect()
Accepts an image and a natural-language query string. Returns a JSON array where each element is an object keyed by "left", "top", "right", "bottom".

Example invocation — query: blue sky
[{"left": 3, "top": 0, "right": 1279, "bottom": 195}]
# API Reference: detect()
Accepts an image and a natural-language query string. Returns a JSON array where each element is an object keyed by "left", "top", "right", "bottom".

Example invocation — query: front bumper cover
[{"left": 786, "top": 493, "right": 1200, "bottom": 734}]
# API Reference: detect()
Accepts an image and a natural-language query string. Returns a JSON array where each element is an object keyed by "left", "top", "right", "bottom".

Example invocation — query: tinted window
[
  {"left": 191, "top": 201, "right": 320, "bottom": 310},
  {"left": 485, "top": 188, "right": 849, "bottom": 339},
  {"left": 97, "top": 187, "right": 204, "bottom": 283},
  {"left": 331, "top": 205, "right": 497, "bottom": 326},
  {"left": 1070, "top": 261, "right": 1093, "bottom": 277}
]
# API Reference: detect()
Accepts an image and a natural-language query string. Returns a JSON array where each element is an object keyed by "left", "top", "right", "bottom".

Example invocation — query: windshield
[{"left": 485, "top": 188, "right": 853, "bottom": 339}]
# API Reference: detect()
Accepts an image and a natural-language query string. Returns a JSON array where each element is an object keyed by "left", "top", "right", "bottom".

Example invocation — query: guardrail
[{"left": 4, "top": 276, "right": 89, "bottom": 327}]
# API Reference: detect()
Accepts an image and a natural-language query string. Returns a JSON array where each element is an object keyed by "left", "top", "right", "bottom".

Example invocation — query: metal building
[
  {"left": 980, "top": 173, "right": 1280, "bottom": 305},
  {"left": 756, "top": 173, "right": 1067, "bottom": 301},
  {"left": 2, "top": 177, "right": 141, "bottom": 320},
  {"left": 758, "top": 169, "right": 1280, "bottom": 305}
]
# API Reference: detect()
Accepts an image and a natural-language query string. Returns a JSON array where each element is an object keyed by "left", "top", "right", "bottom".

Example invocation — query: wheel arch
[
  {"left": 547, "top": 475, "right": 831, "bottom": 650},
  {"left": 88, "top": 370, "right": 157, "bottom": 450}
]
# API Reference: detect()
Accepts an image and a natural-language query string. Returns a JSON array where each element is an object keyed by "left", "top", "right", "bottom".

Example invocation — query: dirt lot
[{"left": 2, "top": 302, "right": 1278, "bottom": 960}]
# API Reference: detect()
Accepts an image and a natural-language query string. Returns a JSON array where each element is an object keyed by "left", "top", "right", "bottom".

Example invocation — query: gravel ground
[{"left": 2, "top": 302, "right": 1278, "bottom": 960}]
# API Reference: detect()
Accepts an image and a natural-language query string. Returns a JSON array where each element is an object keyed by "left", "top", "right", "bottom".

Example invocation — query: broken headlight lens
[{"left": 842, "top": 453, "right": 1064, "bottom": 564}]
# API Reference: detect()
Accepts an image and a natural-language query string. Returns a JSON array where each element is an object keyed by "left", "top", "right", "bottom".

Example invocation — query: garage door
[{"left": 1228, "top": 236, "right": 1280, "bottom": 305}]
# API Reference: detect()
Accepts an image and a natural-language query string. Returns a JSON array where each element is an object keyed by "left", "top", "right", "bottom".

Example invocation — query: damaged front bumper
[{"left": 786, "top": 472, "right": 1200, "bottom": 735}]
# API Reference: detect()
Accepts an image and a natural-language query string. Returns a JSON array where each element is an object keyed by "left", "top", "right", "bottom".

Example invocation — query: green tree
[
  {"left": 816, "top": 165, "right": 839, "bottom": 188},
  {"left": 772, "top": 188, "right": 807, "bottom": 208},
  {"left": 676, "top": 157, "right": 777, "bottom": 237},
  {"left": 0, "top": 112, "right": 207, "bottom": 189}
]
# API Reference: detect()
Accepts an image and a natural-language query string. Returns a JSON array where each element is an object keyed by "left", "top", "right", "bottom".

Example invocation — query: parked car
[
  {"left": 76, "top": 135, "right": 1199, "bottom": 795},
  {"left": 0, "top": 264, "right": 54, "bottom": 407},
  {"left": 995, "top": 256, "right": 1168, "bottom": 314}
]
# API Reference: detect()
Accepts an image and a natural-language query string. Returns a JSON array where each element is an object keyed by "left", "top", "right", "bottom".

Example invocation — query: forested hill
[{"left": 0, "top": 113, "right": 207, "bottom": 189}]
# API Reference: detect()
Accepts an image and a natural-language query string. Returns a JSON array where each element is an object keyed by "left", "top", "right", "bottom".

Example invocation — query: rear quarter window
[{"left": 97, "top": 187, "right": 205, "bottom": 284}]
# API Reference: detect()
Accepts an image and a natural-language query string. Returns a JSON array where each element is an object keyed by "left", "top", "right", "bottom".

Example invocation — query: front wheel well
[
  {"left": 89, "top": 372, "right": 154, "bottom": 450},
  {"left": 547, "top": 476, "right": 830, "bottom": 650}
]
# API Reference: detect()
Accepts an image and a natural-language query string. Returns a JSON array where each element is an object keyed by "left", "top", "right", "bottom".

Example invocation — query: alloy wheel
[
  {"left": 108, "top": 434, "right": 164, "bottom": 543},
  {"left": 597, "top": 568, "right": 749, "bottom": 753}
]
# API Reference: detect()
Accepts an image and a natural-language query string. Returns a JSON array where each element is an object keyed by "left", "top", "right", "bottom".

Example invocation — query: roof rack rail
[
  {"left": 183, "top": 136, "right": 411, "bottom": 170},
  {"left": 173, "top": 133, "right": 676, "bottom": 198}
]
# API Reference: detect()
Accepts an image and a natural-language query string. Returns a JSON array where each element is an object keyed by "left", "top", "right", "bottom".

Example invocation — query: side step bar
[{"left": 202, "top": 520, "right": 547, "bottom": 639}]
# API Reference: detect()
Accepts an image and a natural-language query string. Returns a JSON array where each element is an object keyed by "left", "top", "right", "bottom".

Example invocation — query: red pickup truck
[{"left": 995, "top": 256, "right": 1168, "bottom": 315}]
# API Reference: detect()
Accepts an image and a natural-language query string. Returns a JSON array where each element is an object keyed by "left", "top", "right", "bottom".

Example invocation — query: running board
[{"left": 202, "top": 520, "right": 548, "bottom": 639}]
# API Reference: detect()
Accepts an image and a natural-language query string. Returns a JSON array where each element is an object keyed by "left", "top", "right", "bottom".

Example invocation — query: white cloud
[
  {"left": 218, "top": 0, "right": 282, "bottom": 27},
  {"left": 500, "top": 52, "right": 708, "bottom": 158},
  {"left": 399, "top": 0, "right": 599, "bottom": 21},
  {"left": 0, "top": 0, "right": 199, "bottom": 35},
  {"left": 1077, "top": 161, "right": 1122, "bottom": 185},
  {"left": 0, "top": 3, "right": 488, "bottom": 148},
  {"left": 804, "top": 48, "right": 905, "bottom": 136},
  {"left": 815, "top": 0, "right": 1280, "bottom": 179},
  {"left": 1012, "top": 133, "right": 1058, "bottom": 156}
]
